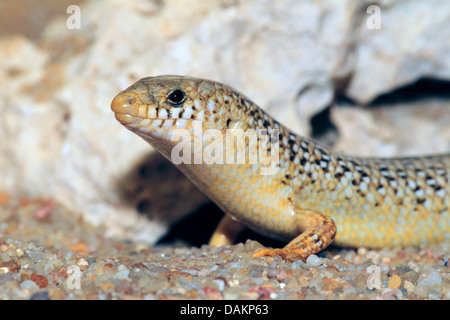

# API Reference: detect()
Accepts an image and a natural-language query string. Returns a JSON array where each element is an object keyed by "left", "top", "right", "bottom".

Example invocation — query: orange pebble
[{"left": 0, "top": 191, "right": 11, "bottom": 205}]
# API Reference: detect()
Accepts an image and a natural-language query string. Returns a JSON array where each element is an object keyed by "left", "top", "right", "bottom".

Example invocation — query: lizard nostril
[{"left": 111, "top": 92, "right": 140, "bottom": 124}]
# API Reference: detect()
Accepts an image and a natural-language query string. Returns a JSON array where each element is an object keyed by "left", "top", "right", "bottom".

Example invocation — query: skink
[{"left": 111, "top": 75, "right": 449, "bottom": 261}]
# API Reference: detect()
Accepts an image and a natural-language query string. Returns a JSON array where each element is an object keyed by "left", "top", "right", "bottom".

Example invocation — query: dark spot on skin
[{"left": 349, "top": 160, "right": 359, "bottom": 167}]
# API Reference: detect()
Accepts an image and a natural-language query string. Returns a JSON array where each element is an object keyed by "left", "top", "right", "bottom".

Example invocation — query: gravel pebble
[{"left": 0, "top": 197, "right": 449, "bottom": 300}]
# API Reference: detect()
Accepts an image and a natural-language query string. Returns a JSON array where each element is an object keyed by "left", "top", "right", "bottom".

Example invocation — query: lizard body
[{"left": 111, "top": 75, "right": 449, "bottom": 261}]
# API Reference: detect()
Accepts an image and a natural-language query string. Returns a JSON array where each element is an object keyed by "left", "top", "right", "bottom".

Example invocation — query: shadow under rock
[{"left": 115, "top": 152, "right": 209, "bottom": 234}]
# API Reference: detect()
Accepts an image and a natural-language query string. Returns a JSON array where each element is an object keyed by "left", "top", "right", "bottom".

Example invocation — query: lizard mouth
[{"left": 111, "top": 91, "right": 143, "bottom": 126}]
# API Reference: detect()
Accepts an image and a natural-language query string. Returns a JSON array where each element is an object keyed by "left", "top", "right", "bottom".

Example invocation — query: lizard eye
[{"left": 167, "top": 89, "right": 186, "bottom": 106}]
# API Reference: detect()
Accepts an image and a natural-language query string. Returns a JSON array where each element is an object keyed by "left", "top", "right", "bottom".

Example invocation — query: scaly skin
[{"left": 111, "top": 75, "right": 450, "bottom": 261}]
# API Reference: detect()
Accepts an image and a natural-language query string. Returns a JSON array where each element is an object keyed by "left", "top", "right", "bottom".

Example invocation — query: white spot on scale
[
  {"left": 304, "top": 162, "right": 311, "bottom": 171},
  {"left": 344, "top": 187, "right": 352, "bottom": 197},
  {"left": 182, "top": 105, "right": 193, "bottom": 119},
  {"left": 359, "top": 182, "right": 367, "bottom": 192},
  {"left": 151, "top": 120, "right": 162, "bottom": 128},
  {"left": 163, "top": 120, "right": 174, "bottom": 129},
  {"left": 170, "top": 107, "right": 182, "bottom": 119},
  {"left": 207, "top": 100, "right": 216, "bottom": 112},
  {"left": 197, "top": 110, "right": 205, "bottom": 121},
  {"left": 159, "top": 108, "right": 168, "bottom": 119},
  {"left": 176, "top": 119, "right": 187, "bottom": 129},
  {"left": 152, "top": 129, "right": 164, "bottom": 138},
  {"left": 148, "top": 107, "right": 156, "bottom": 119}
]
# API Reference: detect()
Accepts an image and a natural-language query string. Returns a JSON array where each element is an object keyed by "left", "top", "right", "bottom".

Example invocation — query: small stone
[
  {"left": 323, "top": 277, "right": 340, "bottom": 291},
  {"left": 31, "top": 274, "right": 48, "bottom": 289},
  {"left": 29, "top": 291, "right": 50, "bottom": 300},
  {"left": 114, "top": 265, "right": 130, "bottom": 280},
  {"left": 388, "top": 275, "right": 401, "bottom": 289},
  {"left": 211, "top": 279, "right": 225, "bottom": 291},
  {"left": 400, "top": 270, "right": 419, "bottom": 284},
  {"left": 291, "top": 260, "right": 305, "bottom": 269},
  {"left": 0, "top": 190, "right": 11, "bottom": 205},
  {"left": 417, "top": 270, "right": 442, "bottom": 287},
  {"left": 77, "top": 258, "right": 89, "bottom": 267},
  {"left": 306, "top": 255, "right": 322, "bottom": 267},
  {"left": 20, "top": 280, "right": 39, "bottom": 290}
]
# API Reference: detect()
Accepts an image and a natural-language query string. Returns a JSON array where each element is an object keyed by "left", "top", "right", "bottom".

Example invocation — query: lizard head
[
  {"left": 111, "top": 75, "right": 266, "bottom": 138},
  {"left": 111, "top": 75, "right": 285, "bottom": 162}
]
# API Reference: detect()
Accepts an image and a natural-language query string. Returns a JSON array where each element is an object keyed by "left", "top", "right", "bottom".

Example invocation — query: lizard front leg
[
  {"left": 253, "top": 207, "right": 336, "bottom": 262},
  {"left": 209, "top": 214, "right": 245, "bottom": 247}
]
